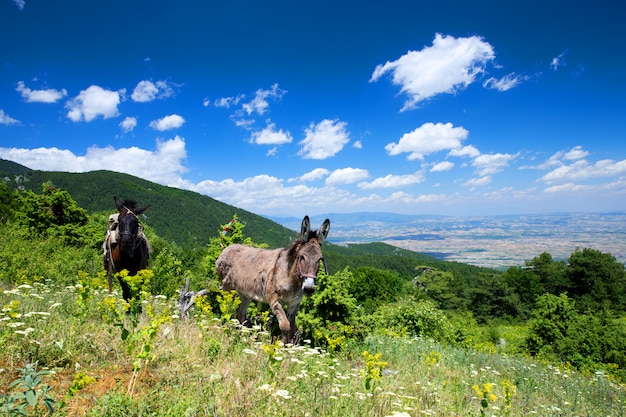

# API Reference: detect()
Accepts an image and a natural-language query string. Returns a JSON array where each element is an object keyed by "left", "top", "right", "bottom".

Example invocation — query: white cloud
[
  {"left": 353, "top": 140, "right": 363, "bottom": 149},
  {"left": 16, "top": 81, "right": 67, "bottom": 103},
  {"left": 483, "top": 73, "right": 528, "bottom": 91},
  {"left": 0, "top": 109, "right": 20, "bottom": 125},
  {"left": 370, "top": 33, "right": 495, "bottom": 111},
  {"left": 119, "top": 116, "right": 137, "bottom": 133},
  {"left": 290, "top": 168, "right": 330, "bottom": 182},
  {"left": 131, "top": 80, "right": 174, "bottom": 102},
  {"left": 0, "top": 137, "right": 188, "bottom": 185},
  {"left": 448, "top": 145, "right": 480, "bottom": 158},
  {"left": 214, "top": 94, "right": 245, "bottom": 108},
  {"left": 13, "top": 0, "right": 24, "bottom": 10},
  {"left": 250, "top": 122, "right": 293, "bottom": 145},
  {"left": 431, "top": 161, "right": 454, "bottom": 172},
  {"left": 326, "top": 167, "right": 369, "bottom": 185},
  {"left": 298, "top": 119, "right": 350, "bottom": 159},
  {"left": 550, "top": 50, "right": 568, "bottom": 71},
  {"left": 564, "top": 145, "right": 589, "bottom": 160},
  {"left": 472, "top": 152, "right": 518, "bottom": 176},
  {"left": 358, "top": 171, "right": 424, "bottom": 189},
  {"left": 464, "top": 176, "right": 492, "bottom": 187},
  {"left": 66, "top": 85, "right": 124, "bottom": 122},
  {"left": 241, "top": 83, "right": 286, "bottom": 116},
  {"left": 385, "top": 122, "right": 469, "bottom": 160},
  {"left": 540, "top": 159, "right": 626, "bottom": 184},
  {"left": 149, "top": 114, "right": 185, "bottom": 131},
  {"left": 544, "top": 182, "right": 591, "bottom": 193}
]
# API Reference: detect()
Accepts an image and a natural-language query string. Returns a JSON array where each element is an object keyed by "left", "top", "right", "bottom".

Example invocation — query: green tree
[
  {"left": 527, "top": 252, "right": 568, "bottom": 295},
  {"left": 566, "top": 248, "right": 626, "bottom": 311},
  {"left": 413, "top": 265, "right": 462, "bottom": 310},
  {"left": 466, "top": 272, "right": 521, "bottom": 322},
  {"left": 349, "top": 267, "right": 403, "bottom": 313},
  {"left": 18, "top": 182, "right": 89, "bottom": 245},
  {"left": 503, "top": 266, "right": 544, "bottom": 317}
]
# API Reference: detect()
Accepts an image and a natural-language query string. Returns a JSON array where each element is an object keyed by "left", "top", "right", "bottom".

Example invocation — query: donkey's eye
[{"left": 299, "top": 255, "right": 305, "bottom": 263}]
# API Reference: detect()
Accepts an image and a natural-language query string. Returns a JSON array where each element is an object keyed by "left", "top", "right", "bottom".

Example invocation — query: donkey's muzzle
[{"left": 302, "top": 277, "right": 316, "bottom": 296}]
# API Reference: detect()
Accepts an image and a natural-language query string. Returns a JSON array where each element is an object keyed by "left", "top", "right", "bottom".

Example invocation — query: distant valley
[{"left": 270, "top": 212, "right": 626, "bottom": 268}]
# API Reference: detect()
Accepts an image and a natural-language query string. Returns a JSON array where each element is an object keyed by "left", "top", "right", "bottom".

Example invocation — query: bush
[{"left": 369, "top": 298, "right": 455, "bottom": 344}]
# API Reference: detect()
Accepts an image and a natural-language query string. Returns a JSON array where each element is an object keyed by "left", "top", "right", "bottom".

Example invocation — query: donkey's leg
[
  {"left": 269, "top": 296, "right": 290, "bottom": 344},
  {"left": 236, "top": 295, "right": 251, "bottom": 324},
  {"left": 286, "top": 302, "right": 301, "bottom": 344}
]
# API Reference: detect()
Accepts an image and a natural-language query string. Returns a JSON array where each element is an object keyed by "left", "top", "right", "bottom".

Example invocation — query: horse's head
[
  {"left": 114, "top": 196, "right": 150, "bottom": 257},
  {"left": 296, "top": 215, "right": 330, "bottom": 296}
]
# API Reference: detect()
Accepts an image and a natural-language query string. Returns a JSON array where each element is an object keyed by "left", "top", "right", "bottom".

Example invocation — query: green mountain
[
  {"left": 1, "top": 159, "right": 295, "bottom": 248},
  {"left": 1, "top": 159, "right": 481, "bottom": 277}
]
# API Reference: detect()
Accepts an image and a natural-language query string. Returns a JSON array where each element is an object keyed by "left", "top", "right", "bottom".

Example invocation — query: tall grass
[{"left": 1, "top": 276, "right": 624, "bottom": 416}]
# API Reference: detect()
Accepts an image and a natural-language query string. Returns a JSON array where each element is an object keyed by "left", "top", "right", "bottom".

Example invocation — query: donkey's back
[{"left": 216, "top": 244, "right": 284, "bottom": 303}]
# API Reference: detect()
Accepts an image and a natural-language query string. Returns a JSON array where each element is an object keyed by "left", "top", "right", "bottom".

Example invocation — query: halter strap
[{"left": 297, "top": 261, "right": 318, "bottom": 280}]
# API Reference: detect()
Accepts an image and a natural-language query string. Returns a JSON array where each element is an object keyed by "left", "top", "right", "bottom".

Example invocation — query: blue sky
[{"left": 1, "top": 0, "right": 625, "bottom": 217}]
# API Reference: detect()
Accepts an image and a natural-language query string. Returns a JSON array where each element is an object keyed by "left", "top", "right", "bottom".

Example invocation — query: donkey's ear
[
  {"left": 134, "top": 205, "right": 151, "bottom": 216},
  {"left": 300, "top": 215, "right": 311, "bottom": 241},
  {"left": 114, "top": 196, "right": 123, "bottom": 211},
  {"left": 318, "top": 219, "right": 330, "bottom": 243}
]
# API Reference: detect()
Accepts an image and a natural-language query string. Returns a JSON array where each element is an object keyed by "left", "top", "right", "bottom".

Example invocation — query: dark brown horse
[
  {"left": 104, "top": 197, "right": 151, "bottom": 302},
  {"left": 216, "top": 215, "right": 330, "bottom": 344}
]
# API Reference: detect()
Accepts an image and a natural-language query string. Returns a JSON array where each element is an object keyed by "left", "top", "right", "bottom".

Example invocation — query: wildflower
[
  {"left": 242, "top": 348, "right": 257, "bottom": 356},
  {"left": 273, "top": 389, "right": 291, "bottom": 399},
  {"left": 258, "top": 383, "right": 273, "bottom": 392}
]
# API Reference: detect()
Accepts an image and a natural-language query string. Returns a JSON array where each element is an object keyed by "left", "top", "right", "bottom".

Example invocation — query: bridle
[{"left": 117, "top": 206, "right": 142, "bottom": 256}]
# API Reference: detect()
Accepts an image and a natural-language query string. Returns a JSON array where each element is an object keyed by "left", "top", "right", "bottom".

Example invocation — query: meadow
[{"left": 1, "top": 275, "right": 624, "bottom": 417}]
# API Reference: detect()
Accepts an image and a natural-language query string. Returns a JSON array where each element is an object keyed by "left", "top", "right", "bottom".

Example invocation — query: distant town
[{"left": 273, "top": 212, "right": 626, "bottom": 269}]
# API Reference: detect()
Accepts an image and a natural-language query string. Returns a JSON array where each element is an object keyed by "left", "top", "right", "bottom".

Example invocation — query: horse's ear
[
  {"left": 318, "top": 219, "right": 330, "bottom": 243},
  {"left": 300, "top": 215, "right": 311, "bottom": 241},
  {"left": 134, "top": 205, "right": 151, "bottom": 216},
  {"left": 114, "top": 196, "right": 123, "bottom": 211}
]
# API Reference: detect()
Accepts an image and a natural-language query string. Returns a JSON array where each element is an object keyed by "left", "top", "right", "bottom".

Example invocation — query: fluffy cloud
[
  {"left": 131, "top": 80, "right": 174, "bottom": 102},
  {"left": 16, "top": 81, "right": 67, "bottom": 103},
  {"left": 290, "top": 168, "right": 330, "bottom": 182},
  {"left": 66, "top": 85, "right": 124, "bottom": 122},
  {"left": 325, "top": 167, "right": 369, "bottom": 185},
  {"left": 0, "top": 137, "right": 188, "bottom": 185},
  {"left": 149, "top": 114, "right": 185, "bottom": 131},
  {"left": 472, "top": 152, "right": 518, "bottom": 176},
  {"left": 385, "top": 122, "right": 469, "bottom": 160},
  {"left": 358, "top": 171, "right": 424, "bottom": 189},
  {"left": 13, "top": 0, "right": 24, "bottom": 10},
  {"left": 540, "top": 159, "right": 626, "bottom": 184},
  {"left": 250, "top": 123, "right": 293, "bottom": 145},
  {"left": 119, "top": 116, "right": 137, "bottom": 133},
  {"left": 370, "top": 33, "right": 495, "bottom": 111},
  {"left": 431, "top": 161, "right": 454, "bottom": 172},
  {"left": 299, "top": 119, "right": 350, "bottom": 159},
  {"left": 0, "top": 109, "right": 20, "bottom": 125}
]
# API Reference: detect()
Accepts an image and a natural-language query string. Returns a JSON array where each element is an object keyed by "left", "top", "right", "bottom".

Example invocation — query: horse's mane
[{"left": 121, "top": 199, "right": 138, "bottom": 210}]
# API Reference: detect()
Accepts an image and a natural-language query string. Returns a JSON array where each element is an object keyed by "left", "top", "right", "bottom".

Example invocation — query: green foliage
[
  {"left": 525, "top": 293, "right": 626, "bottom": 380},
  {"left": 566, "top": 247, "right": 626, "bottom": 310},
  {"left": 370, "top": 298, "right": 455, "bottom": 344},
  {"left": 17, "top": 182, "right": 89, "bottom": 246},
  {"left": 299, "top": 267, "right": 358, "bottom": 350},
  {"left": 0, "top": 363, "right": 55, "bottom": 416},
  {"left": 349, "top": 267, "right": 403, "bottom": 313},
  {"left": 465, "top": 272, "right": 521, "bottom": 323}
]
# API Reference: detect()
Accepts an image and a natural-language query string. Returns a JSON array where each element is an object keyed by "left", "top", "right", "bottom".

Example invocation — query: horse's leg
[
  {"left": 118, "top": 277, "right": 132, "bottom": 303},
  {"left": 236, "top": 295, "right": 251, "bottom": 325}
]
